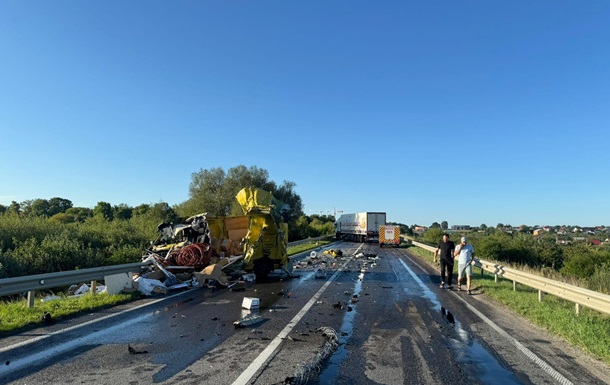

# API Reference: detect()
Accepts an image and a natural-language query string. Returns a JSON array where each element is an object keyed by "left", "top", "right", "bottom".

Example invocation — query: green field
[{"left": 405, "top": 245, "right": 610, "bottom": 365}]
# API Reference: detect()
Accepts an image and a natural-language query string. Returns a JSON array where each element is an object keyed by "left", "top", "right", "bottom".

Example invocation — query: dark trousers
[{"left": 440, "top": 260, "right": 454, "bottom": 285}]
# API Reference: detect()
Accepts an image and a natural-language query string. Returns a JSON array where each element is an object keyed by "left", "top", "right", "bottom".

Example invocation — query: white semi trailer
[{"left": 335, "top": 212, "right": 386, "bottom": 243}]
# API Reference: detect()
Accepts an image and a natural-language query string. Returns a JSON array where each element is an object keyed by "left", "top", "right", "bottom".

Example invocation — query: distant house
[
  {"left": 451, "top": 225, "right": 471, "bottom": 230},
  {"left": 414, "top": 226, "right": 427, "bottom": 233},
  {"left": 533, "top": 229, "right": 544, "bottom": 236},
  {"left": 590, "top": 239, "right": 602, "bottom": 246}
]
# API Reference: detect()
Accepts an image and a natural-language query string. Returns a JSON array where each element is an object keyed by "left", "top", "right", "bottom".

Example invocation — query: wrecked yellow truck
[
  {"left": 208, "top": 188, "right": 289, "bottom": 277},
  {"left": 146, "top": 188, "right": 289, "bottom": 278}
]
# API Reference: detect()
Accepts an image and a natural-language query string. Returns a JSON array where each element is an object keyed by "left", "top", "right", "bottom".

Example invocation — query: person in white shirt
[{"left": 454, "top": 236, "right": 475, "bottom": 295}]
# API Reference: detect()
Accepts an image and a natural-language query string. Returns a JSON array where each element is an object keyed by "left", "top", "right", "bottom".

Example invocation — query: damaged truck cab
[{"left": 208, "top": 188, "right": 290, "bottom": 278}]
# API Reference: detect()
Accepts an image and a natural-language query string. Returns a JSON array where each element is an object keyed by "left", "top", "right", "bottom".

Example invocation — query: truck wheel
[{"left": 253, "top": 257, "right": 273, "bottom": 279}]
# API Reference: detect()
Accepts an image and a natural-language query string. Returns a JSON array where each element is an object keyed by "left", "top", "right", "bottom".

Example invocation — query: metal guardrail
[
  {"left": 410, "top": 240, "right": 610, "bottom": 316},
  {"left": 0, "top": 236, "right": 335, "bottom": 305},
  {"left": 0, "top": 262, "right": 152, "bottom": 298}
]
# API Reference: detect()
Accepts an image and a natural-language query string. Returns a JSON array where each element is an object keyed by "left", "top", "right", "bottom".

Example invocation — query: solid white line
[
  {"left": 0, "top": 289, "right": 194, "bottom": 354},
  {"left": 398, "top": 254, "right": 574, "bottom": 385},
  {"left": 449, "top": 292, "right": 574, "bottom": 385},
  {"left": 232, "top": 243, "right": 364, "bottom": 385},
  {"left": 0, "top": 313, "right": 152, "bottom": 376}
]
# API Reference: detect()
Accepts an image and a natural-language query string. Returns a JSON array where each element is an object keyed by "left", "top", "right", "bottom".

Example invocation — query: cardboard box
[
  {"left": 194, "top": 264, "right": 229, "bottom": 286},
  {"left": 242, "top": 297, "right": 260, "bottom": 309}
]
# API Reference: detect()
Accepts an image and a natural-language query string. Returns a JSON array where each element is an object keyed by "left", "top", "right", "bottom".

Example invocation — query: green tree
[
  {"left": 65, "top": 207, "right": 93, "bottom": 222},
  {"left": 423, "top": 227, "right": 444, "bottom": 245},
  {"left": 113, "top": 204, "right": 133, "bottom": 221},
  {"left": 184, "top": 167, "right": 230, "bottom": 216},
  {"left": 0, "top": 204, "right": 6, "bottom": 214},
  {"left": 132, "top": 204, "right": 151, "bottom": 217},
  {"left": 48, "top": 197, "right": 73, "bottom": 216},
  {"left": 273, "top": 180, "right": 303, "bottom": 219},
  {"left": 49, "top": 212, "right": 75, "bottom": 224},
  {"left": 93, "top": 202, "right": 114, "bottom": 220},
  {"left": 431, "top": 222, "right": 441, "bottom": 229},
  {"left": 179, "top": 165, "right": 302, "bottom": 220},
  {"left": 480, "top": 224, "right": 487, "bottom": 230},
  {"left": 8, "top": 201, "right": 20, "bottom": 215},
  {"left": 441, "top": 221, "right": 448, "bottom": 230},
  {"left": 22, "top": 199, "right": 50, "bottom": 217}
]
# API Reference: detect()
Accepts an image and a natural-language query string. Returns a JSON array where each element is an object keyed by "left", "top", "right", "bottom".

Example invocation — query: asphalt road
[{"left": 0, "top": 242, "right": 608, "bottom": 385}]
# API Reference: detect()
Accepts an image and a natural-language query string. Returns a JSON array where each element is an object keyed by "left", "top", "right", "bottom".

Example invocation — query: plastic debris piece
[
  {"left": 242, "top": 297, "right": 260, "bottom": 309},
  {"left": 133, "top": 277, "right": 168, "bottom": 295},
  {"left": 233, "top": 313, "right": 263, "bottom": 328},
  {"left": 41, "top": 295, "right": 61, "bottom": 303}
]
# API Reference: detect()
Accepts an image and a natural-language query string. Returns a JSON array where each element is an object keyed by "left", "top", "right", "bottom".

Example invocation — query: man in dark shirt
[{"left": 433, "top": 233, "right": 455, "bottom": 289}]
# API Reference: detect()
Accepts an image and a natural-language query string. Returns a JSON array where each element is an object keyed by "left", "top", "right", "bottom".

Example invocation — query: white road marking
[
  {"left": 398, "top": 255, "right": 574, "bottom": 385},
  {"left": 0, "top": 289, "right": 194, "bottom": 355},
  {"left": 0, "top": 312, "right": 152, "bottom": 376},
  {"left": 231, "top": 243, "right": 365, "bottom": 385}
]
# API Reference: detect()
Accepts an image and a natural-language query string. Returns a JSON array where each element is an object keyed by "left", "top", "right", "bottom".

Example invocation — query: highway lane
[{"left": 1, "top": 242, "right": 608, "bottom": 384}]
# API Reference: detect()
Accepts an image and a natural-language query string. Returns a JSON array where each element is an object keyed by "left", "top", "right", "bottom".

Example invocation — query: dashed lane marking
[{"left": 231, "top": 243, "right": 365, "bottom": 385}]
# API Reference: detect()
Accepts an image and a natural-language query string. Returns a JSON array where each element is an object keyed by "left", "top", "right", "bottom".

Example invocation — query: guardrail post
[
  {"left": 575, "top": 303, "right": 581, "bottom": 315},
  {"left": 90, "top": 280, "right": 97, "bottom": 295},
  {"left": 538, "top": 290, "right": 544, "bottom": 302},
  {"left": 27, "top": 290, "right": 35, "bottom": 308},
  {"left": 495, "top": 273, "right": 498, "bottom": 283},
  {"left": 513, "top": 280, "right": 516, "bottom": 291}
]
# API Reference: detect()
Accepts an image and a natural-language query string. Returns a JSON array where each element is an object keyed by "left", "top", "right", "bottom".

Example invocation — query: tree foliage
[{"left": 176, "top": 165, "right": 304, "bottom": 239}]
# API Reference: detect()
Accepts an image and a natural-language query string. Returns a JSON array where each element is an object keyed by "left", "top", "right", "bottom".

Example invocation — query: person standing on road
[
  {"left": 454, "top": 236, "right": 475, "bottom": 295},
  {"left": 433, "top": 234, "right": 455, "bottom": 289}
]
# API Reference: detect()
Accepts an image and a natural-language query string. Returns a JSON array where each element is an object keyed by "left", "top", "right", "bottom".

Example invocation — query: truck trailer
[
  {"left": 335, "top": 212, "right": 386, "bottom": 243},
  {"left": 379, "top": 225, "right": 400, "bottom": 247}
]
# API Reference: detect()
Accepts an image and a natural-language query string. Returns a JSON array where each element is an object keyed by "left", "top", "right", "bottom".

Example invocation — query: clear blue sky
[{"left": 1, "top": 1, "right": 609, "bottom": 227}]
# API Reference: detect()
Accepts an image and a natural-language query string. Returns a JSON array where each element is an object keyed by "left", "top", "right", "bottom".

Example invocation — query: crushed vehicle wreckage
[{"left": 132, "top": 187, "right": 291, "bottom": 296}]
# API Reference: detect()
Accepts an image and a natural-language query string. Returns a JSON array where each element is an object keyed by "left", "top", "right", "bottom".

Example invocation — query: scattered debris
[
  {"left": 133, "top": 277, "right": 168, "bottom": 296},
  {"left": 234, "top": 313, "right": 263, "bottom": 328},
  {"left": 41, "top": 295, "right": 61, "bottom": 303},
  {"left": 323, "top": 249, "right": 343, "bottom": 257},
  {"left": 242, "top": 297, "right": 260, "bottom": 310},
  {"left": 41, "top": 312, "right": 53, "bottom": 325},
  {"left": 128, "top": 344, "right": 148, "bottom": 355},
  {"left": 314, "top": 267, "right": 326, "bottom": 279},
  {"left": 283, "top": 327, "right": 339, "bottom": 385}
]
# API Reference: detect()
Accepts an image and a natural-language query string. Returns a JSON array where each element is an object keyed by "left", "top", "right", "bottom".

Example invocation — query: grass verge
[
  {"left": 0, "top": 293, "right": 135, "bottom": 334},
  {"left": 405, "top": 245, "right": 610, "bottom": 365},
  {"left": 287, "top": 240, "right": 331, "bottom": 256}
]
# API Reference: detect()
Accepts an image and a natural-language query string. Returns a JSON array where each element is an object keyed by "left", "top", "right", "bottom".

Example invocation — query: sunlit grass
[
  {"left": 287, "top": 240, "right": 331, "bottom": 256},
  {"left": 404, "top": 245, "right": 610, "bottom": 365},
  {"left": 0, "top": 293, "right": 135, "bottom": 334}
]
